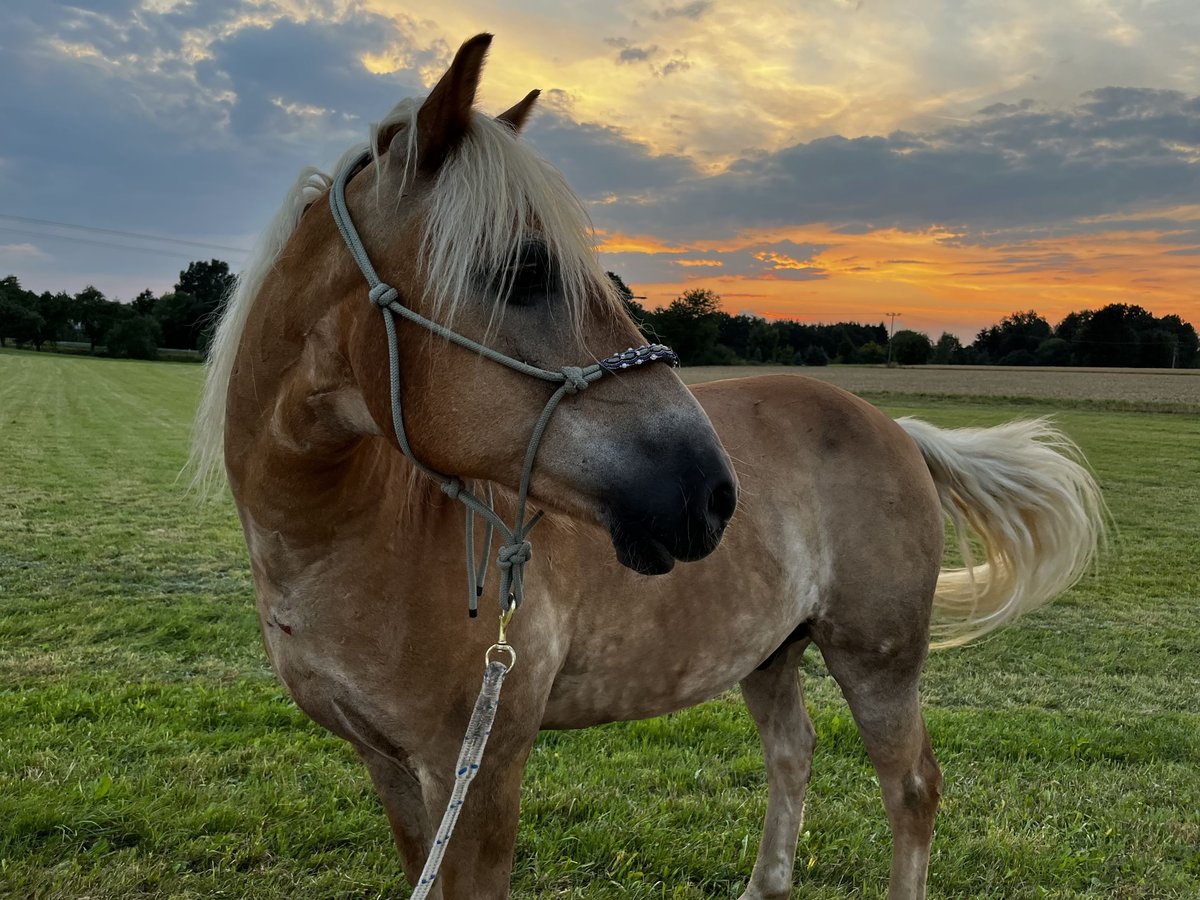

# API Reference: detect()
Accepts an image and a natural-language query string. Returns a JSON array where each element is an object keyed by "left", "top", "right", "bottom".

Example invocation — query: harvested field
[{"left": 680, "top": 364, "right": 1200, "bottom": 411}]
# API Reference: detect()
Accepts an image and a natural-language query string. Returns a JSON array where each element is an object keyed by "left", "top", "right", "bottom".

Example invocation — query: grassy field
[{"left": 1, "top": 348, "right": 1198, "bottom": 899}]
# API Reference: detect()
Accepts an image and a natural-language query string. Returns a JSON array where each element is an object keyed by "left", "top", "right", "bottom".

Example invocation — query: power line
[
  {"left": 0, "top": 225, "right": 245, "bottom": 262},
  {"left": 0, "top": 213, "right": 250, "bottom": 256}
]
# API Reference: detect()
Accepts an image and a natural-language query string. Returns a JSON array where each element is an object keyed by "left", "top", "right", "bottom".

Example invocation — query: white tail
[{"left": 897, "top": 417, "right": 1106, "bottom": 649}]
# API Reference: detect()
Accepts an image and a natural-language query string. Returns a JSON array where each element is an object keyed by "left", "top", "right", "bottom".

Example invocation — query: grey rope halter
[{"left": 329, "top": 147, "right": 678, "bottom": 617}]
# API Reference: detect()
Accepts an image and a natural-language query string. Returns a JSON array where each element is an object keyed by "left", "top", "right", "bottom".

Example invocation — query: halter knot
[
  {"left": 497, "top": 541, "right": 532, "bottom": 570},
  {"left": 560, "top": 366, "right": 589, "bottom": 394},
  {"left": 369, "top": 282, "right": 399, "bottom": 308},
  {"left": 441, "top": 478, "right": 463, "bottom": 500}
]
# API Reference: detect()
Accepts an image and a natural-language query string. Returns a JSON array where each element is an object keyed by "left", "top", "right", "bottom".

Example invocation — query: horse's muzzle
[{"left": 604, "top": 447, "right": 738, "bottom": 575}]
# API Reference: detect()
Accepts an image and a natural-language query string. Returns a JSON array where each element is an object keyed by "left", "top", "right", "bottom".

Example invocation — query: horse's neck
[{"left": 224, "top": 293, "right": 456, "bottom": 571}]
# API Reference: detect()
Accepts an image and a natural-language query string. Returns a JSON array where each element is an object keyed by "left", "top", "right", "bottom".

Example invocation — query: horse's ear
[
  {"left": 414, "top": 33, "right": 492, "bottom": 172},
  {"left": 497, "top": 89, "right": 540, "bottom": 133}
]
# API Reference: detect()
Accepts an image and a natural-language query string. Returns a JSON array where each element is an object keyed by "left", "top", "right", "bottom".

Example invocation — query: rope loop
[
  {"left": 368, "top": 282, "right": 400, "bottom": 308},
  {"left": 560, "top": 366, "right": 589, "bottom": 394}
]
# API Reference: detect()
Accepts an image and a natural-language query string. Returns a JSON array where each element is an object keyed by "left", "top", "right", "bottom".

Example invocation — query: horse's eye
[{"left": 500, "top": 241, "right": 557, "bottom": 306}]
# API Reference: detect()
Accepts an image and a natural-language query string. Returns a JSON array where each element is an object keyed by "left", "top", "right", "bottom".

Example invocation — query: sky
[{"left": 2, "top": 0, "right": 1198, "bottom": 339}]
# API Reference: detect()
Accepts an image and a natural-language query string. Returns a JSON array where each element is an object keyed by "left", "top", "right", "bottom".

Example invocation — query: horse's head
[{"left": 337, "top": 34, "right": 736, "bottom": 574}]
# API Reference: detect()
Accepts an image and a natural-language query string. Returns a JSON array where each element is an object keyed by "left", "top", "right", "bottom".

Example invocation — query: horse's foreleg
[
  {"left": 357, "top": 746, "right": 432, "bottom": 886},
  {"left": 418, "top": 729, "right": 536, "bottom": 900},
  {"left": 738, "top": 648, "right": 816, "bottom": 900},
  {"left": 819, "top": 641, "right": 942, "bottom": 900}
]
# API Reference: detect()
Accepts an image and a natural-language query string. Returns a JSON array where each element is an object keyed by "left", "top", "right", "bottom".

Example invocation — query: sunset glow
[{"left": 2, "top": 0, "right": 1196, "bottom": 337}]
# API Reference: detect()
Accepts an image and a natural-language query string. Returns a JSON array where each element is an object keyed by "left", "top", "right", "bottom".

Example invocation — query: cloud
[
  {"left": 605, "top": 36, "right": 661, "bottom": 65},
  {"left": 583, "top": 87, "right": 1200, "bottom": 241},
  {"left": 0, "top": 0, "right": 441, "bottom": 295},
  {"left": 653, "top": 1, "right": 712, "bottom": 20},
  {"left": 525, "top": 110, "right": 697, "bottom": 200},
  {"left": 0, "top": 243, "right": 50, "bottom": 263}
]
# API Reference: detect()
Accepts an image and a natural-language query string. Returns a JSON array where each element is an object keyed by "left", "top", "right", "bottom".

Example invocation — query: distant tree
[
  {"left": 605, "top": 270, "right": 647, "bottom": 324},
  {"left": 175, "top": 260, "right": 235, "bottom": 352},
  {"left": 802, "top": 345, "right": 829, "bottom": 366},
  {"left": 717, "top": 314, "right": 756, "bottom": 360},
  {"left": 0, "top": 296, "right": 43, "bottom": 347},
  {"left": 105, "top": 315, "right": 162, "bottom": 360},
  {"left": 1075, "top": 304, "right": 1144, "bottom": 367},
  {"left": 35, "top": 291, "right": 72, "bottom": 348},
  {"left": 131, "top": 288, "right": 158, "bottom": 316},
  {"left": 606, "top": 271, "right": 633, "bottom": 302},
  {"left": 1054, "top": 310, "right": 1092, "bottom": 345},
  {"left": 891, "top": 329, "right": 933, "bottom": 365},
  {"left": 74, "top": 285, "right": 118, "bottom": 351},
  {"left": 176, "top": 259, "right": 235, "bottom": 307},
  {"left": 835, "top": 332, "right": 857, "bottom": 363},
  {"left": 651, "top": 288, "right": 722, "bottom": 364},
  {"left": 153, "top": 291, "right": 208, "bottom": 350},
  {"left": 931, "top": 332, "right": 964, "bottom": 364},
  {"left": 1157, "top": 315, "right": 1199, "bottom": 367},
  {"left": 1035, "top": 337, "right": 1071, "bottom": 366},
  {"left": 0, "top": 276, "right": 40, "bottom": 347},
  {"left": 973, "top": 310, "right": 1051, "bottom": 363}
]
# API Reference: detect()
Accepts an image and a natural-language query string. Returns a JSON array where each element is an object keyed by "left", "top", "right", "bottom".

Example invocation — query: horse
[{"left": 191, "top": 34, "right": 1105, "bottom": 899}]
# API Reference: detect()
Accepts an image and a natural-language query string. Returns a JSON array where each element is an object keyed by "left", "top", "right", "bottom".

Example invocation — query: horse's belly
[{"left": 540, "top": 577, "right": 813, "bottom": 729}]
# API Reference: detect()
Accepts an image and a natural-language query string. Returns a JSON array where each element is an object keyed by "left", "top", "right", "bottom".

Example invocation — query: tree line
[
  {"left": 2, "top": 261, "right": 1195, "bottom": 369},
  {"left": 611, "top": 275, "right": 1199, "bottom": 369},
  {"left": 0, "top": 260, "right": 234, "bottom": 360}
]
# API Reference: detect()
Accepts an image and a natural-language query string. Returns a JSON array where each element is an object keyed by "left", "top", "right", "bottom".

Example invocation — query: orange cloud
[{"left": 612, "top": 217, "right": 1200, "bottom": 338}]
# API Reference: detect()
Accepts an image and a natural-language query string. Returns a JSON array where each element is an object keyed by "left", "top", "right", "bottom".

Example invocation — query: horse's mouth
[
  {"left": 609, "top": 518, "right": 677, "bottom": 575},
  {"left": 607, "top": 516, "right": 726, "bottom": 576}
]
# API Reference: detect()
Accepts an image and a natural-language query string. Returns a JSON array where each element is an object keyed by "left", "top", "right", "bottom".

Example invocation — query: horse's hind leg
[
  {"left": 738, "top": 643, "right": 816, "bottom": 900},
  {"left": 817, "top": 635, "right": 942, "bottom": 900}
]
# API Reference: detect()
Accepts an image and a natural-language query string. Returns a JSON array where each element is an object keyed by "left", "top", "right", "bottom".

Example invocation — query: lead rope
[
  {"left": 411, "top": 637, "right": 514, "bottom": 900},
  {"left": 329, "top": 148, "right": 677, "bottom": 896}
]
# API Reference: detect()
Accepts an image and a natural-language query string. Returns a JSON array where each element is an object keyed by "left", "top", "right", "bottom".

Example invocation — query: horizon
[{"left": 2, "top": 1, "right": 1197, "bottom": 341}]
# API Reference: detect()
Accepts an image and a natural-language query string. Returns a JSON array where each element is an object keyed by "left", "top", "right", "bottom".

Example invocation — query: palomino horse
[{"left": 193, "top": 35, "right": 1104, "bottom": 899}]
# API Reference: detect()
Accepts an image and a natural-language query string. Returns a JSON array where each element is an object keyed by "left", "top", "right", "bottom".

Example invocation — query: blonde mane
[{"left": 190, "top": 99, "right": 618, "bottom": 494}]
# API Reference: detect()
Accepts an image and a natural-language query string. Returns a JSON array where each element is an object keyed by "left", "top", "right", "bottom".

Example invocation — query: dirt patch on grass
[{"left": 680, "top": 364, "right": 1200, "bottom": 411}]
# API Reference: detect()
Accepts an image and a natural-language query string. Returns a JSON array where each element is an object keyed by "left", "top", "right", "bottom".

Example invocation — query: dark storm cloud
[
  {"left": 524, "top": 111, "right": 698, "bottom": 200},
  {"left": 587, "top": 87, "right": 1200, "bottom": 240},
  {"left": 198, "top": 16, "right": 432, "bottom": 142}
]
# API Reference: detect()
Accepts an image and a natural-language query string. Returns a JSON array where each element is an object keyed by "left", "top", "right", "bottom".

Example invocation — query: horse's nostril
[{"left": 707, "top": 478, "right": 737, "bottom": 526}]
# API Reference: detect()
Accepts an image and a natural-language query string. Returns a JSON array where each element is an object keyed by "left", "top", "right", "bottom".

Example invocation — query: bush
[
  {"left": 105, "top": 315, "right": 162, "bottom": 360},
  {"left": 999, "top": 348, "right": 1037, "bottom": 366},
  {"left": 858, "top": 341, "right": 887, "bottom": 364}
]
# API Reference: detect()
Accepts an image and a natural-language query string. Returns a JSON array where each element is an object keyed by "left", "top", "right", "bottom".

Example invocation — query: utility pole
[{"left": 885, "top": 312, "right": 901, "bottom": 365}]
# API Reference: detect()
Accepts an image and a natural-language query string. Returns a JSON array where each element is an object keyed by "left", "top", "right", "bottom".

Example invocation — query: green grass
[{"left": 1, "top": 348, "right": 1198, "bottom": 899}]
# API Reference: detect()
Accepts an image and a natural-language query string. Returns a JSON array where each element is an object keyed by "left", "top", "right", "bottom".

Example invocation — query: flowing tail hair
[{"left": 897, "top": 417, "right": 1107, "bottom": 650}]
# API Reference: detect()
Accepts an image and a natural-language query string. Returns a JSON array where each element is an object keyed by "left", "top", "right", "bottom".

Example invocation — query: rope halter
[{"left": 329, "top": 147, "right": 678, "bottom": 618}]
